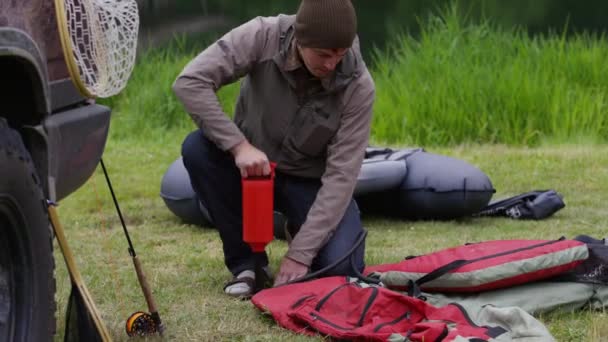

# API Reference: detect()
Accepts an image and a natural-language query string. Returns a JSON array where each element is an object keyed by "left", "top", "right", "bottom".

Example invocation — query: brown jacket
[{"left": 173, "top": 14, "right": 375, "bottom": 266}]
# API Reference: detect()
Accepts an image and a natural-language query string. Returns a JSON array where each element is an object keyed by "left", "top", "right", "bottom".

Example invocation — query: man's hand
[
  {"left": 230, "top": 140, "right": 270, "bottom": 178},
  {"left": 273, "top": 256, "right": 309, "bottom": 287}
]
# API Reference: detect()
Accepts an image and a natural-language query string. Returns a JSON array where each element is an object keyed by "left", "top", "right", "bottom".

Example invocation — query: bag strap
[
  {"left": 407, "top": 237, "right": 567, "bottom": 298},
  {"left": 407, "top": 259, "right": 469, "bottom": 298}
]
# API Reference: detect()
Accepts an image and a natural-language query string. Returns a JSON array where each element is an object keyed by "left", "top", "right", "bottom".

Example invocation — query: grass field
[
  {"left": 52, "top": 139, "right": 608, "bottom": 341},
  {"left": 55, "top": 7, "right": 608, "bottom": 342}
]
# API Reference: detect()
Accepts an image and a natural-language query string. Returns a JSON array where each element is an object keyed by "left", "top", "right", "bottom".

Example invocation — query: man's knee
[
  {"left": 182, "top": 131, "right": 203, "bottom": 164},
  {"left": 182, "top": 130, "right": 217, "bottom": 174},
  {"left": 310, "top": 200, "right": 365, "bottom": 276},
  {"left": 316, "top": 244, "right": 365, "bottom": 277},
  {"left": 312, "top": 235, "right": 366, "bottom": 277}
]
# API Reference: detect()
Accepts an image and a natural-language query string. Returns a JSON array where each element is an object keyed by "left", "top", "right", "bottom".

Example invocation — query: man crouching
[{"left": 173, "top": 0, "right": 375, "bottom": 298}]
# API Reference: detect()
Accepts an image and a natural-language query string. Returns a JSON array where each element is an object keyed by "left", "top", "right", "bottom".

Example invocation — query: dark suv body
[{"left": 1, "top": 1, "right": 112, "bottom": 340}]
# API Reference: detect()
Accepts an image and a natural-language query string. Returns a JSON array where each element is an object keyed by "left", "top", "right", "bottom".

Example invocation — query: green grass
[
  {"left": 371, "top": 4, "right": 608, "bottom": 147},
  {"left": 52, "top": 139, "right": 608, "bottom": 341}
]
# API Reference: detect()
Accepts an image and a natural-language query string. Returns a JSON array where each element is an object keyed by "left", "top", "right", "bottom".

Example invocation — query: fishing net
[{"left": 54, "top": 0, "right": 139, "bottom": 98}]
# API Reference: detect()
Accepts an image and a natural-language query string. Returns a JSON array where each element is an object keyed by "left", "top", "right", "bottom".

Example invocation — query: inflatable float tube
[
  {"left": 356, "top": 148, "right": 495, "bottom": 220},
  {"left": 160, "top": 158, "right": 289, "bottom": 237},
  {"left": 160, "top": 157, "right": 213, "bottom": 226},
  {"left": 160, "top": 156, "right": 406, "bottom": 225},
  {"left": 160, "top": 148, "right": 495, "bottom": 234}
]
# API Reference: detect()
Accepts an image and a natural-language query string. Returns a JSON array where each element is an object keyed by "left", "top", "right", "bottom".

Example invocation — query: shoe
[
  {"left": 224, "top": 270, "right": 255, "bottom": 298},
  {"left": 224, "top": 267, "right": 272, "bottom": 299}
]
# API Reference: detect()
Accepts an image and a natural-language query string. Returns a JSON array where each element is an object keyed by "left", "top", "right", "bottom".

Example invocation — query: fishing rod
[{"left": 100, "top": 158, "right": 165, "bottom": 337}]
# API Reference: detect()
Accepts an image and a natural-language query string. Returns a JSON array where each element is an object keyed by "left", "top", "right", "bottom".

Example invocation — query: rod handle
[{"left": 132, "top": 255, "right": 165, "bottom": 334}]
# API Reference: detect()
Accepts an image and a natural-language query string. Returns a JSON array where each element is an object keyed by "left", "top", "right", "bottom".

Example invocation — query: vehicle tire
[{"left": 0, "top": 119, "right": 56, "bottom": 341}]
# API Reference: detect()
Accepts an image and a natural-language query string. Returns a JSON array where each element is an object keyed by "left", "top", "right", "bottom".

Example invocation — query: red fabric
[
  {"left": 252, "top": 277, "right": 497, "bottom": 341},
  {"left": 364, "top": 239, "right": 587, "bottom": 292},
  {"left": 252, "top": 276, "right": 346, "bottom": 335}
]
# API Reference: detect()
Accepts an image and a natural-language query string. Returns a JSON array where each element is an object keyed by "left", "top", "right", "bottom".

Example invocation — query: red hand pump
[{"left": 242, "top": 163, "right": 276, "bottom": 292}]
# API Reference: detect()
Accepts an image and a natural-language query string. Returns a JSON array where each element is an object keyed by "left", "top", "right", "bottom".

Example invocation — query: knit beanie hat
[{"left": 295, "top": 0, "right": 357, "bottom": 49}]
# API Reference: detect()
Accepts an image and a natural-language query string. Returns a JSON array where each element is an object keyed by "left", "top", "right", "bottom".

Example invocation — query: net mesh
[{"left": 58, "top": 0, "right": 139, "bottom": 98}]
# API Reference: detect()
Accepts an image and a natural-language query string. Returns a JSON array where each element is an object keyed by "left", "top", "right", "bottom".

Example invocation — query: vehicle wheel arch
[{"left": 0, "top": 28, "right": 50, "bottom": 126}]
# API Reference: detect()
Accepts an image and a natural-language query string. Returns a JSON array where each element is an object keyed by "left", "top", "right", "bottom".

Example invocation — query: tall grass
[
  {"left": 102, "top": 5, "right": 608, "bottom": 146},
  {"left": 372, "top": 5, "right": 608, "bottom": 146}
]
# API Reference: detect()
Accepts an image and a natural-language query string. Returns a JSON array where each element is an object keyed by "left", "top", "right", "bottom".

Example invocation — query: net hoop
[{"left": 54, "top": 0, "right": 139, "bottom": 98}]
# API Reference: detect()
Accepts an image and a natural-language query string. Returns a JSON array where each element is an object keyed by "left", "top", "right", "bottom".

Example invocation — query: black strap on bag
[
  {"left": 407, "top": 237, "right": 568, "bottom": 299},
  {"left": 474, "top": 190, "right": 565, "bottom": 220},
  {"left": 407, "top": 259, "right": 470, "bottom": 299}
]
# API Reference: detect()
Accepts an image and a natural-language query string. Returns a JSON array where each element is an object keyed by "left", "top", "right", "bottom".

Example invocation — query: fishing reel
[{"left": 125, "top": 311, "right": 159, "bottom": 337}]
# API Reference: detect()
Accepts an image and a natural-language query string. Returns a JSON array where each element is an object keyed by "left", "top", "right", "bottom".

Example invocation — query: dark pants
[{"left": 181, "top": 130, "right": 365, "bottom": 277}]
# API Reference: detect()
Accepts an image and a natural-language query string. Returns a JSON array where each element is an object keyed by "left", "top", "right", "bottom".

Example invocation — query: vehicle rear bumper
[{"left": 43, "top": 103, "right": 111, "bottom": 201}]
